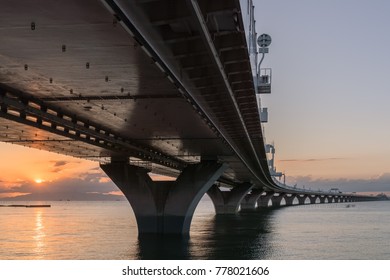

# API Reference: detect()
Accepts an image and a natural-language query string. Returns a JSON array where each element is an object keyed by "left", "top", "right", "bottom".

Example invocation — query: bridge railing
[{"left": 257, "top": 68, "right": 272, "bottom": 94}]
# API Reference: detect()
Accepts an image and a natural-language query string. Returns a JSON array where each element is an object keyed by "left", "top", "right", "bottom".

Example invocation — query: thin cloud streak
[
  {"left": 52, "top": 160, "right": 69, "bottom": 167},
  {"left": 280, "top": 157, "right": 348, "bottom": 162},
  {"left": 287, "top": 173, "right": 390, "bottom": 193},
  {"left": 0, "top": 167, "right": 124, "bottom": 201}
]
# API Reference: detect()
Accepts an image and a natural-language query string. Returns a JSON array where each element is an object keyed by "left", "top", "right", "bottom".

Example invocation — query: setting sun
[{"left": 35, "top": 179, "right": 44, "bottom": 184}]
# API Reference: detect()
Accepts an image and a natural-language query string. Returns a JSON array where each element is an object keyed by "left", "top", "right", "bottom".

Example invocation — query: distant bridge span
[{"left": 0, "top": 0, "right": 381, "bottom": 235}]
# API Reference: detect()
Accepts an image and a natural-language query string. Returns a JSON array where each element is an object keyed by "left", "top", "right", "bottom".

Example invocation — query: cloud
[
  {"left": 99, "top": 177, "right": 111, "bottom": 183},
  {"left": 0, "top": 192, "right": 31, "bottom": 198},
  {"left": 78, "top": 169, "right": 108, "bottom": 183},
  {"left": 287, "top": 173, "right": 390, "bottom": 193},
  {"left": 52, "top": 160, "right": 69, "bottom": 167},
  {"left": 49, "top": 160, "right": 72, "bottom": 173},
  {"left": 0, "top": 167, "right": 124, "bottom": 201},
  {"left": 280, "top": 157, "right": 347, "bottom": 162},
  {"left": 0, "top": 180, "right": 29, "bottom": 192},
  {"left": 89, "top": 167, "right": 101, "bottom": 171},
  {"left": 103, "top": 191, "right": 123, "bottom": 196}
]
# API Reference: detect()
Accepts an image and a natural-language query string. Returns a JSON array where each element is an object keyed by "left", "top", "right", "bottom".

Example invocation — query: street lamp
[
  {"left": 257, "top": 33, "right": 271, "bottom": 72},
  {"left": 256, "top": 34, "right": 272, "bottom": 94}
]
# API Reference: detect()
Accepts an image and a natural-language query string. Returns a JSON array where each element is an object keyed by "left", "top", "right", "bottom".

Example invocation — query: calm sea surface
[{"left": 0, "top": 199, "right": 389, "bottom": 259}]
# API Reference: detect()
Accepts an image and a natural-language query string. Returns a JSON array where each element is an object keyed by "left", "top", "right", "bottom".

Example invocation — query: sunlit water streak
[
  {"left": 33, "top": 210, "right": 45, "bottom": 258},
  {"left": 0, "top": 200, "right": 389, "bottom": 259}
]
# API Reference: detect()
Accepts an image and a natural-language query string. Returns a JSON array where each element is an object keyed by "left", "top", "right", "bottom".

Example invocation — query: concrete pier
[
  {"left": 297, "top": 194, "right": 308, "bottom": 205},
  {"left": 207, "top": 183, "right": 253, "bottom": 214},
  {"left": 271, "top": 193, "right": 285, "bottom": 207},
  {"left": 284, "top": 194, "right": 296, "bottom": 206},
  {"left": 257, "top": 192, "right": 274, "bottom": 207},
  {"left": 241, "top": 189, "right": 264, "bottom": 210},
  {"left": 309, "top": 195, "right": 317, "bottom": 204},
  {"left": 101, "top": 159, "right": 227, "bottom": 235}
]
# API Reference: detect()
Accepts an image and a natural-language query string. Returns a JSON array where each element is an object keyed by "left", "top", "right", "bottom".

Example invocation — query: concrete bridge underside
[
  {"left": 0, "top": 0, "right": 267, "bottom": 185},
  {"left": 0, "top": 0, "right": 383, "bottom": 236}
]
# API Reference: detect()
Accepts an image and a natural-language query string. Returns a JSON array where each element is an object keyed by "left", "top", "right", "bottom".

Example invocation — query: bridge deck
[{"left": 0, "top": 0, "right": 267, "bottom": 186}]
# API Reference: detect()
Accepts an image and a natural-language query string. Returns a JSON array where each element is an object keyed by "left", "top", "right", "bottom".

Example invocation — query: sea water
[{"left": 0, "top": 200, "right": 389, "bottom": 259}]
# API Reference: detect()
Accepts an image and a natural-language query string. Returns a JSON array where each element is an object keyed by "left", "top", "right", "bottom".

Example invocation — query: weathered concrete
[
  {"left": 207, "top": 183, "right": 253, "bottom": 214},
  {"left": 297, "top": 194, "right": 308, "bottom": 205},
  {"left": 284, "top": 194, "right": 296, "bottom": 206},
  {"left": 101, "top": 160, "right": 227, "bottom": 235},
  {"left": 257, "top": 192, "right": 275, "bottom": 207},
  {"left": 309, "top": 195, "right": 317, "bottom": 204},
  {"left": 271, "top": 193, "right": 285, "bottom": 207},
  {"left": 241, "top": 189, "right": 264, "bottom": 210}
]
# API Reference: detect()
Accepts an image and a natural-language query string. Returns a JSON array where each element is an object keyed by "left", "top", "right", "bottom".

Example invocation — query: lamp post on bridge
[
  {"left": 257, "top": 33, "right": 272, "bottom": 72},
  {"left": 256, "top": 34, "right": 272, "bottom": 121}
]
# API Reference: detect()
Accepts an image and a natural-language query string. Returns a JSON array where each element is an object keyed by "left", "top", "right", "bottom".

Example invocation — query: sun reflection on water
[{"left": 33, "top": 210, "right": 46, "bottom": 258}]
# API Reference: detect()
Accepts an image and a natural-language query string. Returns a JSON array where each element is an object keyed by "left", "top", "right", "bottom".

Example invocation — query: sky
[
  {"left": 0, "top": 143, "right": 121, "bottom": 200},
  {"left": 255, "top": 0, "right": 390, "bottom": 192},
  {"left": 1, "top": 0, "right": 390, "bottom": 199}
]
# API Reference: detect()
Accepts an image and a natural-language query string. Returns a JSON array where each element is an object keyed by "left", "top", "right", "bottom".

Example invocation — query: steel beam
[{"left": 0, "top": 84, "right": 184, "bottom": 169}]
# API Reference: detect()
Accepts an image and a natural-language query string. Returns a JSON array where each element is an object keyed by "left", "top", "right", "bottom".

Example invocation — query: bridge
[{"left": 0, "top": 0, "right": 382, "bottom": 235}]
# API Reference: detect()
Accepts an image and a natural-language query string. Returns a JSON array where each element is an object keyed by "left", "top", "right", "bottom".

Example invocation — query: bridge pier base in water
[
  {"left": 284, "top": 194, "right": 296, "bottom": 206},
  {"left": 100, "top": 159, "right": 227, "bottom": 235},
  {"left": 241, "top": 189, "right": 264, "bottom": 210},
  {"left": 207, "top": 183, "right": 253, "bottom": 214},
  {"left": 297, "top": 194, "right": 308, "bottom": 205},
  {"left": 309, "top": 195, "right": 317, "bottom": 204},
  {"left": 257, "top": 192, "right": 274, "bottom": 207},
  {"left": 271, "top": 193, "right": 285, "bottom": 207}
]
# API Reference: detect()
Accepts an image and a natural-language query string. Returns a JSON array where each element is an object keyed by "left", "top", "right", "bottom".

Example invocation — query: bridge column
[
  {"left": 207, "top": 183, "right": 253, "bottom": 214},
  {"left": 319, "top": 196, "right": 326, "bottom": 203},
  {"left": 101, "top": 160, "right": 227, "bottom": 235},
  {"left": 271, "top": 193, "right": 285, "bottom": 207},
  {"left": 241, "top": 189, "right": 264, "bottom": 211},
  {"left": 327, "top": 196, "right": 334, "bottom": 203},
  {"left": 284, "top": 194, "right": 296, "bottom": 206},
  {"left": 257, "top": 192, "right": 274, "bottom": 207},
  {"left": 297, "top": 194, "right": 308, "bottom": 205},
  {"left": 309, "top": 195, "right": 317, "bottom": 204},
  {"left": 334, "top": 197, "right": 340, "bottom": 203}
]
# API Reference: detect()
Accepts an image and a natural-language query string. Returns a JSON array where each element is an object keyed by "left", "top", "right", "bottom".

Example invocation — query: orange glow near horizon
[{"left": 0, "top": 143, "right": 98, "bottom": 184}]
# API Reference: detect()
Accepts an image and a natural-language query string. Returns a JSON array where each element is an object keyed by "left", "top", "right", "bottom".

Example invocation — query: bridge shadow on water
[{"left": 136, "top": 208, "right": 278, "bottom": 260}]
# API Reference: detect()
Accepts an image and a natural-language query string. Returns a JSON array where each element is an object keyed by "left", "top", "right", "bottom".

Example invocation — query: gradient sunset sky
[
  {"left": 256, "top": 0, "right": 390, "bottom": 192},
  {"left": 1, "top": 0, "right": 390, "bottom": 199}
]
